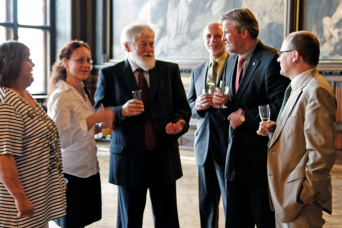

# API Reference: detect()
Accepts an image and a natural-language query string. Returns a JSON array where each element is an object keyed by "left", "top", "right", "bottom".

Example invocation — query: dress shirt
[
  {"left": 47, "top": 80, "right": 99, "bottom": 178},
  {"left": 206, "top": 52, "right": 228, "bottom": 85}
]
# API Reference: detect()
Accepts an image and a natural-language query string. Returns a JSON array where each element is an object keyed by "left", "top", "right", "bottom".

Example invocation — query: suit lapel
[
  {"left": 119, "top": 60, "right": 139, "bottom": 92},
  {"left": 235, "top": 43, "right": 262, "bottom": 104},
  {"left": 269, "top": 74, "right": 314, "bottom": 148},
  {"left": 201, "top": 61, "right": 210, "bottom": 90},
  {"left": 149, "top": 61, "right": 161, "bottom": 102},
  {"left": 227, "top": 56, "right": 237, "bottom": 98}
]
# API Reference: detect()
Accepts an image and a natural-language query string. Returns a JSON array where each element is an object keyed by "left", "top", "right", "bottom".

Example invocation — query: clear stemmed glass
[
  {"left": 258, "top": 104, "right": 270, "bottom": 123},
  {"left": 219, "top": 80, "right": 229, "bottom": 109},
  {"left": 207, "top": 82, "right": 215, "bottom": 94}
]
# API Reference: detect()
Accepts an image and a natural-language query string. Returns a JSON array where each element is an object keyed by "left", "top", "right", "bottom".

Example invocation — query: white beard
[{"left": 132, "top": 52, "right": 156, "bottom": 71}]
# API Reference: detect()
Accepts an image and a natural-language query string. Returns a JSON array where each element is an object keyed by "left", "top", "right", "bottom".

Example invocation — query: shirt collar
[
  {"left": 127, "top": 58, "right": 140, "bottom": 73},
  {"left": 211, "top": 52, "right": 228, "bottom": 68},
  {"left": 240, "top": 39, "right": 258, "bottom": 61},
  {"left": 290, "top": 68, "right": 315, "bottom": 91},
  {"left": 57, "top": 79, "right": 84, "bottom": 92}
]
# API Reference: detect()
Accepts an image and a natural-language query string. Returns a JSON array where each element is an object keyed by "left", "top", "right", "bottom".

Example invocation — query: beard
[{"left": 132, "top": 52, "right": 156, "bottom": 71}]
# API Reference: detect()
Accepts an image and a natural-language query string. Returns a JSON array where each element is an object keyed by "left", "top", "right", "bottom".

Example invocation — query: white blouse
[{"left": 47, "top": 80, "right": 99, "bottom": 178}]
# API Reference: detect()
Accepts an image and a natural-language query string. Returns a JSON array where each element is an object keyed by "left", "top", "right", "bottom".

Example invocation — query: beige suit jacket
[{"left": 267, "top": 69, "right": 336, "bottom": 223}]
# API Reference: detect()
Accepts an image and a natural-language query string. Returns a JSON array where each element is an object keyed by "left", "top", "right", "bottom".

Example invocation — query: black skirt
[{"left": 54, "top": 172, "right": 102, "bottom": 227}]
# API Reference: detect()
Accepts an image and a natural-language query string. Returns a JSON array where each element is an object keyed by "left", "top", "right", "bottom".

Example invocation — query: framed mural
[
  {"left": 299, "top": 0, "right": 342, "bottom": 63},
  {"left": 111, "top": 0, "right": 286, "bottom": 66}
]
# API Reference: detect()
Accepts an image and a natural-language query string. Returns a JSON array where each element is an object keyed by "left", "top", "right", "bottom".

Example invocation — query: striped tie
[{"left": 137, "top": 68, "right": 157, "bottom": 150}]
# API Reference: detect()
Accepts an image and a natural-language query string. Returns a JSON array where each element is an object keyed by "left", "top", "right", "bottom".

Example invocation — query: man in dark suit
[
  {"left": 94, "top": 24, "right": 191, "bottom": 228},
  {"left": 187, "top": 22, "right": 229, "bottom": 228},
  {"left": 213, "top": 8, "right": 290, "bottom": 228}
]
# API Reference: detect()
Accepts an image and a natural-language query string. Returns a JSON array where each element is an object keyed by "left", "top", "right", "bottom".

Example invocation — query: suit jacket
[
  {"left": 187, "top": 59, "right": 229, "bottom": 166},
  {"left": 94, "top": 59, "right": 191, "bottom": 187},
  {"left": 223, "top": 41, "right": 290, "bottom": 182},
  {"left": 267, "top": 69, "right": 336, "bottom": 223}
]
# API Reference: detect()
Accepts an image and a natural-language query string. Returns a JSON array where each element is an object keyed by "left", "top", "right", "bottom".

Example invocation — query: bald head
[{"left": 203, "top": 23, "right": 226, "bottom": 60}]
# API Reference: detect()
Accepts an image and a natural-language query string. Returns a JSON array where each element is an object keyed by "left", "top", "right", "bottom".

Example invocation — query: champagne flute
[
  {"left": 219, "top": 80, "right": 229, "bottom": 108},
  {"left": 258, "top": 104, "right": 270, "bottom": 123}
]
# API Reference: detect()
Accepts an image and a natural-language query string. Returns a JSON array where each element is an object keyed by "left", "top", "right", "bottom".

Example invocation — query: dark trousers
[
  {"left": 225, "top": 179, "right": 275, "bottom": 228},
  {"left": 54, "top": 172, "right": 102, "bottom": 228},
  {"left": 198, "top": 147, "right": 227, "bottom": 228},
  {"left": 116, "top": 149, "right": 180, "bottom": 228}
]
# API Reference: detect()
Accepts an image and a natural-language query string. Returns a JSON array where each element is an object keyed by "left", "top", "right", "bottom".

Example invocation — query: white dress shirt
[{"left": 47, "top": 80, "right": 99, "bottom": 178}]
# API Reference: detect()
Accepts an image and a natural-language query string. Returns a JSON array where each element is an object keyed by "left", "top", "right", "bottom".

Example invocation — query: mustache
[{"left": 142, "top": 52, "right": 154, "bottom": 57}]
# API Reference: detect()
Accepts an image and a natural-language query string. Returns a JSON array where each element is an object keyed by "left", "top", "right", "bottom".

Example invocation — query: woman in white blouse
[{"left": 47, "top": 40, "right": 114, "bottom": 228}]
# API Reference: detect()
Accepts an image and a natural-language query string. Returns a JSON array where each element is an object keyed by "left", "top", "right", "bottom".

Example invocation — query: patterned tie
[
  {"left": 137, "top": 68, "right": 157, "bottom": 150},
  {"left": 235, "top": 55, "right": 245, "bottom": 93},
  {"left": 277, "top": 84, "right": 292, "bottom": 122}
]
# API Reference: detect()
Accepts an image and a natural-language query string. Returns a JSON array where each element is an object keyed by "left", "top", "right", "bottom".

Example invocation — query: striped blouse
[{"left": 0, "top": 87, "right": 66, "bottom": 227}]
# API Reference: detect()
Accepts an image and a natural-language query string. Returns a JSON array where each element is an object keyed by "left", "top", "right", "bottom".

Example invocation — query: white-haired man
[{"left": 94, "top": 24, "right": 191, "bottom": 227}]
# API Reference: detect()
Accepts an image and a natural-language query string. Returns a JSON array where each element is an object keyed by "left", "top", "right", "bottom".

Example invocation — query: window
[{"left": 0, "top": 0, "right": 54, "bottom": 94}]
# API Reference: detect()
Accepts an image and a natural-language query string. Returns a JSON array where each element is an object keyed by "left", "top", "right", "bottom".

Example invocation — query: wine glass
[
  {"left": 207, "top": 82, "right": 215, "bottom": 94},
  {"left": 219, "top": 80, "right": 229, "bottom": 108},
  {"left": 258, "top": 104, "right": 270, "bottom": 123}
]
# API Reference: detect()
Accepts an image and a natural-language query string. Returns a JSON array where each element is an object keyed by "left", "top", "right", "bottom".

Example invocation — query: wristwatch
[{"left": 239, "top": 110, "right": 245, "bottom": 122}]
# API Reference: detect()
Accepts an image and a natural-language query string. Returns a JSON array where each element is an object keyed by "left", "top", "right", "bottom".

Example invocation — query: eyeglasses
[
  {"left": 277, "top": 50, "right": 295, "bottom": 56},
  {"left": 72, "top": 58, "right": 93, "bottom": 64},
  {"left": 25, "top": 58, "right": 34, "bottom": 64}
]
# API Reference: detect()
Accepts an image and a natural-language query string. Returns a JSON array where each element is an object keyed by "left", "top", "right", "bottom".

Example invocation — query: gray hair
[
  {"left": 120, "top": 24, "right": 155, "bottom": 50},
  {"left": 220, "top": 8, "right": 259, "bottom": 38}
]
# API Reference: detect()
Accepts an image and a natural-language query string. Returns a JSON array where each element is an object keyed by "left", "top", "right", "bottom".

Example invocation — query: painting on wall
[
  {"left": 111, "top": 0, "right": 286, "bottom": 64},
  {"left": 302, "top": 0, "right": 342, "bottom": 62}
]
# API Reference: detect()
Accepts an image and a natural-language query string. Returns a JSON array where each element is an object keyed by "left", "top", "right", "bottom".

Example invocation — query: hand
[
  {"left": 97, "top": 106, "right": 115, "bottom": 130},
  {"left": 256, "top": 120, "right": 276, "bottom": 136},
  {"left": 165, "top": 119, "right": 186, "bottom": 135},
  {"left": 195, "top": 93, "right": 214, "bottom": 111},
  {"left": 122, "top": 99, "right": 144, "bottom": 117},
  {"left": 15, "top": 198, "right": 34, "bottom": 218},
  {"left": 227, "top": 108, "right": 244, "bottom": 130},
  {"left": 213, "top": 87, "right": 230, "bottom": 108}
]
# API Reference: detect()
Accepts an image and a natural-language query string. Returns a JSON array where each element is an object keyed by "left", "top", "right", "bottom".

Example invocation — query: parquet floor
[{"left": 49, "top": 144, "right": 342, "bottom": 228}]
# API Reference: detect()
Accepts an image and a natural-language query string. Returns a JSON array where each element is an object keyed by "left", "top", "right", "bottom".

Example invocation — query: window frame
[{"left": 0, "top": 0, "right": 56, "bottom": 95}]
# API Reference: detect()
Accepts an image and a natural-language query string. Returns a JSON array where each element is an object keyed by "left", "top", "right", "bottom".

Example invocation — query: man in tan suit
[{"left": 257, "top": 31, "right": 337, "bottom": 227}]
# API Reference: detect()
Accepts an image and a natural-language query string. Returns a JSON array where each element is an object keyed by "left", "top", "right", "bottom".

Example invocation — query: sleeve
[
  {"left": 47, "top": 94, "right": 89, "bottom": 149},
  {"left": 94, "top": 68, "right": 125, "bottom": 126},
  {"left": 187, "top": 68, "right": 205, "bottom": 119},
  {"left": 0, "top": 104, "right": 23, "bottom": 156},
  {"left": 299, "top": 87, "right": 337, "bottom": 204}
]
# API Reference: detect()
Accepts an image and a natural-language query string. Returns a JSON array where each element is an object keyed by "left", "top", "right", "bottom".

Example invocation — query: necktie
[
  {"left": 235, "top": 55, "right": 245, "bottom": 93},
  {"left": 211, "top": 61, "right": 218, "bottom": 84},
  {"left": 277, "top": 84, "right": 292, "bottom": 122},
  {"left": 137, "top": 68, "right": 157, "bottom": 150}
]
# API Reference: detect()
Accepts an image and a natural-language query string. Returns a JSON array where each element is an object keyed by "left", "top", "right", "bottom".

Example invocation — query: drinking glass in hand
[
  {"left": 219, "top": 80, "right": 229, "bottom": 108},
  {"left": 132, "top": 90, "right": 143, "bottom": 101},
  {"left": 207, "top": 82, "right": 215, "bottom": 94},
  {"left": 258, "top": 104, "right": 270, "bottom": 123},
  {"left": 219, "top": 80, "right": 229, "bottom": 95}
]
